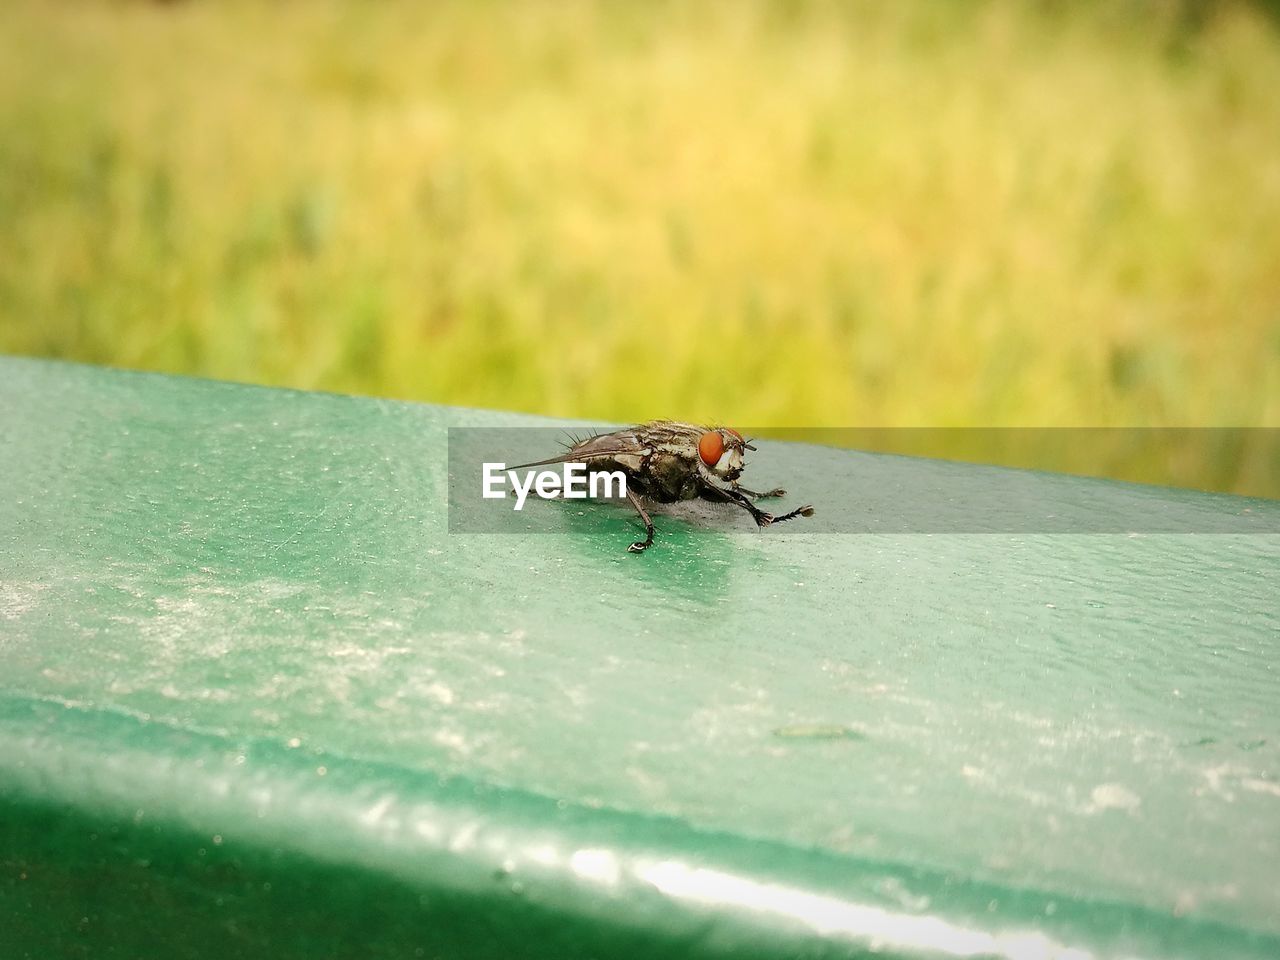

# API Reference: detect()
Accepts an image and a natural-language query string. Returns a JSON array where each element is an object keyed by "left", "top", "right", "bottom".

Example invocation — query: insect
[{"left": 509, "top": 420, "right": 814, "bottom": 553}]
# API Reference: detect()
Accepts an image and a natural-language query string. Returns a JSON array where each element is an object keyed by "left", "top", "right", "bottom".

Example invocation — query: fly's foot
[
  {"left": 776, "top": 504, "right": 815, "bottom": 522},
  {"left": 756, "top": 504, "right": 815, "bottom": 528},
  {"left": 762, "top": 487, "right": 786, "bottom": 498},
  {"left": 627, "top": 521, "right": 654, "bottom": 552},
  {"left": 624, "top": 490, "right": 654, "bottom": 554}
]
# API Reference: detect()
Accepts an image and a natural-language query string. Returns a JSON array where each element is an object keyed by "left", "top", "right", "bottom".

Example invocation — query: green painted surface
[{"left": 1, "top": 356, "right": 1278, "bottom": 959}]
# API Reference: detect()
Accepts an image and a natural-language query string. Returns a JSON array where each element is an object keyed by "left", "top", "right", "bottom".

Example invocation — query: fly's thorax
[{"left": 644, "top": 421, "right": 704, "bottom": 455}]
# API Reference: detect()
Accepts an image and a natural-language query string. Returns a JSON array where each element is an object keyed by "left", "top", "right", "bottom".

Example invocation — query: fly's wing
[{"left": 507, "top": 429, "right": 650, "bottom": 471}]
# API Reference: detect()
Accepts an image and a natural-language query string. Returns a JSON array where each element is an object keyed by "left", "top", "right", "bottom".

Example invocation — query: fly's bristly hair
[{"left": 558, "top": 429, "right": 591, "bottom": 451}]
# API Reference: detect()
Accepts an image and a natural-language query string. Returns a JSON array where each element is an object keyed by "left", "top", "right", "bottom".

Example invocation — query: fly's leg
[
  {"left": 625, "top": 488, "right": 655, "bottom": 553},
  {"left": 701, "top": 482, "right": 774, "bottom": 527},
  {"left": 703, "top": 479, "right": 813, "bottom": 528},
  {"left": 734, "top": 484, "right": 786, "bottom": 500}
]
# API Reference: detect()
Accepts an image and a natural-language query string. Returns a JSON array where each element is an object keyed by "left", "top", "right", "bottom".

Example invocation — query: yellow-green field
[{"left": 1, "top": 1, "right": 1278, "bottom": 494}]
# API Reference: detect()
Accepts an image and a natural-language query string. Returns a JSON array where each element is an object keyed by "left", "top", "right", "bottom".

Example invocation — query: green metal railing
[{"left": 2, "top": 357, "right": 1277, "bottom": 958}]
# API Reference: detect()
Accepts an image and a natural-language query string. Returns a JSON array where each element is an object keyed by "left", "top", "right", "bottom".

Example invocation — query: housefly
[{"left": 509, "top": 420, "right": 814, "bottom": 553}]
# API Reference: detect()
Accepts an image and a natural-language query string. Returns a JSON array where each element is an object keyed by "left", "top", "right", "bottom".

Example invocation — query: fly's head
[{"left": 698, "top": 427, "right": 754, "bottom": 481}]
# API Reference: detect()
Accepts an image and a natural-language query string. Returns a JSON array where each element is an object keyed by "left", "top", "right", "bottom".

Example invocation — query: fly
[{"left": 509, "top": 420, "right": 814, "bottom": 553}]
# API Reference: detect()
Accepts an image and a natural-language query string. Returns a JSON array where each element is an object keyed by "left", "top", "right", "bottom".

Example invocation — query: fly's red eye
[
  {"left": 725, "top": 427, "right": 743, "bottom": 442},
  {"left": 698, "top": 431, "right": 724, "bottom": 467}
]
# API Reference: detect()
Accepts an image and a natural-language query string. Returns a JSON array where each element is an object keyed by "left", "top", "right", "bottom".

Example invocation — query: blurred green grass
[{"left": 1, "top": 1, "right": 1277, "bottom": 495}]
